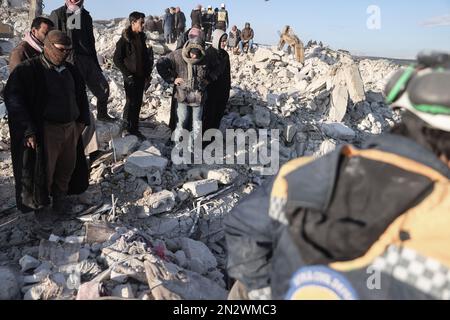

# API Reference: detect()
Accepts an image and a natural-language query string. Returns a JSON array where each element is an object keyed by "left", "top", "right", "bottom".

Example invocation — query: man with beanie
[
  {"left": 114, "top": 12, "right": 154, "bottom": 141},
  {"left": 5, "top": 30, "right": 90, "bottom": 216},
  {"left": 225, "top": 52, "right": 450, "bottom": 300},
  {"left": 50, "top": 0, "right": 114, "bottom": 122},
  {"left": 9, "top": 17, "right": 54, "bottom": 73}
]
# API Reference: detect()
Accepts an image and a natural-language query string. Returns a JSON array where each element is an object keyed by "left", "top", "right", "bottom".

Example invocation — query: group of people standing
[{"left": 4, "top": 0, "right": 231, "bottom": 219}]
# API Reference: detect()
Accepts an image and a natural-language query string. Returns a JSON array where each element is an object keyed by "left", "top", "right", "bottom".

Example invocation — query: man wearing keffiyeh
[{"left": 9, "top": 17, "right": 54, "bottom": 72}]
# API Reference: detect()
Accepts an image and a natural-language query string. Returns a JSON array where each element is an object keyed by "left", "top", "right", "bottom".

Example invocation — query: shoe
[
  {"left": 130, "top": 130, "right": 147, "bottom": 142},
  {"left": 97, "top": 113, "right": 116, "bottom": 122}
]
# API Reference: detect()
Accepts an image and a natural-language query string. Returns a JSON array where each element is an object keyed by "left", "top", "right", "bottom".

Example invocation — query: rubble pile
[{"left": 0, "top": 11, "right": 402, "bottom": 300}]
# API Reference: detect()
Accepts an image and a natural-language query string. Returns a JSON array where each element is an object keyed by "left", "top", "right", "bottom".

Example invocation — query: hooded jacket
[
  {"left": 203, "top": 29, "right": 231, "bottom": 132},
  {"left": 225, "top": 134, "right": 450, "bottom": 300},
  {"left": 113, "top": 27, "right": 154, "bottom": 79},
  {"left": 4, "top": 56, "right": 90, "bottom": 212},
  {"left": 157, "top": 39, "right": 221, "bottom": 106}
]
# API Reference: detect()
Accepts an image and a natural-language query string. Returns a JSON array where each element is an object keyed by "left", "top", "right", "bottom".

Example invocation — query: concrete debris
[
  {"left": 19, "top": 255, "right": 41, "bottom": 272},
  {"left": 183, "top": 179, "right": 219, "bottom": 198},
  {"left": 321, "top": 123, "right": 356, "bottom": 141},
  {"left": 110, "top": 135, "right": 139, "bottom": 159},
  {"left": 143, "top": 190, "right": 176, "bottom": 216},
  {"left": 0, "top": 267, "right": 20, "bottom": 300},
  {"left": 125, "top": 151, "right": 168, "bottom": 178}
]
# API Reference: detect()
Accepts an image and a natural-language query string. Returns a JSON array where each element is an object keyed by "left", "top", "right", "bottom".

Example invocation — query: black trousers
[{"left": 123, "top": 76, "right": 145, "bottom": 132}]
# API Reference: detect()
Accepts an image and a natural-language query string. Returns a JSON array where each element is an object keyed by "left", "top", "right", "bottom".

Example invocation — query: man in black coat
[
  {"left": 174, "top": 7, "right": 186, "bottom": 41},
  {"left": 4, "top": 30, "right": 90, "bottom": 214},
  {"left": 190, "top": 5, "right": 203, "bottom": 28},
  {"left": 204, "top": 29, "right": 231, "bottom": 133},
  {"left": 50, "top": 0, "right": 114, "bottom": 122},
  {"left": 113, "top": 12, "right": 154, "bottom": 141}
]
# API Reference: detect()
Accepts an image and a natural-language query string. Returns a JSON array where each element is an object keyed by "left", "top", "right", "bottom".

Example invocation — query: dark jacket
[
  {"left": 228, "top": 29, "right": 241, "bottom": 48},
  {"left": 113, "top": 27, "right": 154, "bottom": 79},
  {"left": 49, "top": 5, "right": 99, "bottom": 67},
  {"left": 175, "top": 11, "right": 186, "bottom": 29},
  {"left": 203, "top": 30, "right": 231, "bottom": 132},
  {"left": 163, "top": 12, "right": 174, "bottom": 33},
  {"left": 190, "top": 9, "right": 202, "bottom": 27},
  {"left": 225, "top": 134, "right": 450, "bottom": 300},
  {"left": 4, "top": 56, "right": 91, "bottom": 212},
  {"left": 9, "top": 41, "right": 40, "bottom": 73},
  {"left": 145, "top": 19, "right": 159, "bottom": 33}
]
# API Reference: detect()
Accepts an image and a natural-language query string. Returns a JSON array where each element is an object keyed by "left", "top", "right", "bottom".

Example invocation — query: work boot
[
  {"left": 97, "top": 104, "right": 116, "bottom": 122},
  {"left": 52, "top": 194, "right": 69, "bottom": 214},
  {"left": 128, "top": 130, "right": 147, "bottom": 142}
]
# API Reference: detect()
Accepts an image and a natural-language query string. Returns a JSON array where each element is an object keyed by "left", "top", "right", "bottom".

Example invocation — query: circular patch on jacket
[{"left": 286, "top": 266, "right": 358, "bottom": 300}]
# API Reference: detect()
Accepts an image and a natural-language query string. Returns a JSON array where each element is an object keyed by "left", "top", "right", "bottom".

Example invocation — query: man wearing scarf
[
  {"left": 9, "top": 17, "right": 54, "bottom": 72},
  {"left": 157, "top": 38, "right": 221, "bottom": 152},
  {"left": 50, "top": 0, "right": 114, "bottom": 122},
  {"left": 4, "top": 30, "right": 90, "bottom": 216}
]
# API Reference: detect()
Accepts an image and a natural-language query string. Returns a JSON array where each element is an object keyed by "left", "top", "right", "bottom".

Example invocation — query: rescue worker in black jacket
[
  {"left": 50, "top": 0, "right": 114, "bottom": 122},
  {"left": 225, "top": 52, "right": 450, "bottom": 300},
  {"left": 114, "top": 12, "right": 154, "bottom": 141}
]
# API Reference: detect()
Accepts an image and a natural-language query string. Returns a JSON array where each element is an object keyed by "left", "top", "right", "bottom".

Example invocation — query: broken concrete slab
[
  {"left": 146, "top": 170, "right": 162, "bottom": 186},
  {"left": 183, "top": 179, "right": 218, "bottom": 198},
  {"left": 181, "top": 238, "right": 217, "bottom": 273},
  {"left": 307, "top": 76, "right": 327, "bottom": 93},
  {"left": 19, "top": 255, "right": 41, "bottom": 273},
  {"left": 125, "top": 150, "right": 168, "bottom": 178},
  {"left": 254, "top": 105, "right": 271, "bottom": 127},
  {"left": 110, "top": 135, "right": 139, "bottom": 158},
  {"left": 321, "top": 123, "right": 356, "bottom": 141},
  {"left": 38, "top": 240, "right": 81, "bottom": 267},
  {"left": 253, "top": 48, "right": 275, "bottom": 63},
  {"left": 207, "top": 168, "right": 238, "bottom": 185},
  {"left": 329, "top": 83, "right": 349, "bottom": 122},
  {"left": 341, "top": 63, "right": 366, "bottom": 103},
  {"left": 144, "top": 190, "right": 176, "bottom": 216},
  {"left": 0, "top": 267, "right": 20, "bottom": 300},
  {"left": 284, "top": 124, "right": 297, "bottom": 143},
  {"left": 85, "top": 222, "right": 116, "bottom": 245},
  {"left": 112, "top": 283, "right": 135, "bottom": 299}
]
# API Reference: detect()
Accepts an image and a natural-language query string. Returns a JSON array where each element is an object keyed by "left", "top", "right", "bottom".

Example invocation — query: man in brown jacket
[
  {"left": 9, "top": 17, "right": 54, "bottom": 72},
  {"left": 239, "top": 23, "right": 254, "bottom": 54}
]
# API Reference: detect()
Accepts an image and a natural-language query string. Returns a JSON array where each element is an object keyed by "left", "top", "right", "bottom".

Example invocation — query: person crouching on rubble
[
  {"left": 225, "top": 51, "right": 450, "bottom": 300},
  {"left": 114, "top": 11, "right": 154, "bottom": 142},
  {"left": 4, "top": 30, "right": 90, "bottom": 215},
  {"left": 239, "top": 23, "right": 255, "bottom": 54},
  {"left": 157, "top": 37, "right": 221, "bottom": 153}
]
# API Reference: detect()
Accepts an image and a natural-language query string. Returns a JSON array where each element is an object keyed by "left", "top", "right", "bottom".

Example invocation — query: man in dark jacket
[
  {"left": 162, "top": 8, "right": 174, "bottom": 44},
  {"left": 157, "top": 38, "right": 221, "bottom": 151},
  {"left": 190, "top": 5, "right": 203, "bottom": 28},
  {"left": 9, "top": 17, "right": 54, "bottom": 73},
  {"left": 239, "top": 23, "right": 254, "bottom": 54},
  {"left": 215, "top": 3, "right": 229, "bottom": 32},
  {"left": 4, "top": 30, "right": 90, "bottom": 214},
  {"left": 201, "top": 6, "right": 215, "bottom": 43},
  {"left": 203, "top": 29, "right": 231, "bottom": 133},
  {"left": 50, "top": 0, "right": 114, "bottom": 122},
  {"left": 113, "top": 12, "right": 153, "bottom": 141},
  {"left": 225, "top": 52, "right": 450, "bottom": 300},
  {"left": 145, "top": 15, "right": 158, "bottom": 33},
  {"left": 174, "top": 7, "right": 186, "bottom": 41},
  {"left": 227, "top": 25, "right": 241, "bottom": 53}
]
